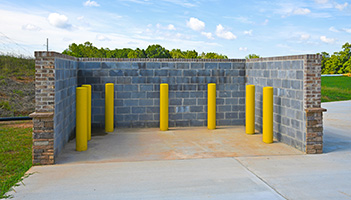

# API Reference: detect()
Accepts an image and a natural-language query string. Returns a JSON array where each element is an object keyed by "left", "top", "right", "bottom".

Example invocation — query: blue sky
[{"left": 0, "top": 0, "right": 350, "bottom": 58}]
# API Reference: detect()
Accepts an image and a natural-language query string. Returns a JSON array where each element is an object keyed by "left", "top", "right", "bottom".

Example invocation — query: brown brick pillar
[
  {"left": 29, "top": 112, "right": 54, "bottom": 165},
  {"left": 303, "top": 55, "right": 327, "bottom": 154},
  {"left": 31, "top": 52, "right": 56, "bottom": 165},
  {"left": 305, "top": 108, "right": 327, "bottom": 154}
]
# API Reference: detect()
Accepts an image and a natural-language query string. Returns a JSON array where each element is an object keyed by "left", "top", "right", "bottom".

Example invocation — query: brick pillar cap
[
  {"left": 29, "top": 112, "right": 54, "bottom": 118},
  {"left": 305, "top": 108, "right": 327, "bottom": 113}
]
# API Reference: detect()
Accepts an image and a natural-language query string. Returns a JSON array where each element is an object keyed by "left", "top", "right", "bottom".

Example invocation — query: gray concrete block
[
  {"left": 140, "top": 69, "right": 154, "bottom": 76},
  {"left": 117, "top": 77, "right": 132, "bottom": 84},
  {"left": 183, "top": 113, "right": 196, "bottom": 120},
  {"left": 140, "top": 85, "right": 154, "bottom": 91},
  {"left": 219, "top": 63, "right": 231, "bottom": 69},
  {"left": 177, "top": 63, "right": 189, "bottom": 69},
  {"left": 146, "top": 107, "right": 159, "bottom": 113},
  {"left": 155, "top": 69, "right": 168, "bottom": 76},
  {"left": 191, "top": 77, "right": 205, "bottom": 84},
  {"left": 147, "top": 62, "right": 161, "bottom": 69},
  {"left": 232, "top": 105, "right": 244, "bottom": 112},
  {"left": 124, "top": 114, "right": 139, "bottom": 121},
  {"left": 291, "top": 99, "right": 301, "bottom": 110},
  {"left": 131, "top": 62, "right": 146, "bottom": 69},
  {"left": 139, "top": 99, "right": 153, "bottom": 106},
  {"left": 216, "top": 98, "right": 224, "bottom": 105},
  {"left": 190, "top": 91, "right": 204, "bottom": 98},
  {"left": 225, "top": 98, "right": 238, "bottom": 105},
  {"left": 218, "top": 105, "right": 231, "bottom": 112},
  {"left": 146, "top": 92, "right": 160, "bottom": 98},
  {"left": 161, "top": 63, "right": 175, "bottom": 69},
  {"left": 219, "top": 91, "right": 231, "bottom": 98},
  {"left": 124, "top": 70, "right": 139, "bottom": 76},
  {"left": 132, "top": 107, "right": 146, "bottom": 114},
  {"left": 190, "top": 63, "right": 203, "bottom": 69},
  {"left": 115, "top": 62, "right": 130, "bottom": 69},
  {"left": 176, "top": 106, "right": 190, "bottom": 113},
  {"left": 109, "top": 70, "right": 124, "bottom": 76},
  {"left": 176, "top": 77, "right": 190, "bottom": 84},
  {"left": 225, "top": 112, "right": 238, "bottom": 119},
  {"left": 139, "top": 114, "right": 154, "bottom": 121},
  {"left": 176, "top": 121, "right": 190, "bottom": 127},
  {"left": 124, "top": 85, "right": 138, "bottom": 91},
  {"left": 184, "top": 99, "right": 196, "bottom": 105},
  {"left": 116, "top": 107, "right": 130, "bottom": 114},
  {"left": 282, "top": 117, "right": 290, "bottom": 126},
  {"left": 197, "top": 98, "right": 206, "bottom": 105},
  {"left": 282, "top": 80, "right": 290, "bottom": 89},
  {"left": 296, "top": 71, "right": 303, "bottom": 79},
  {"left": 291, "top": 80, "right": 301, "bottom": 90},
  {"left": 170, "top": 113, "right": 183, "bottom": 120},
  {"left": 197, "top": 70, "right": 210, "bottom": 76},
  {"left": 147, "top": 77, "right": 160, "bottom": 84},
  {"left": 124, "top": 100, "right": 138, "bottom": 106},
  {"left": 160, "top": 77, "right": 176, "bottom": 84},
  {"left": 190, "top": 120, "right": 204, "bottom": 126},
  {"left": 205, "top": 63, "right": 217, "bottom": 69},
  {"left": 117, "top": 92, "right": 131, "bottom": 99},
  {"left": 212, "top": 70, "right": 225, "bottom": 76},
  {"left": 183, "top": 85, "right": 197, "bottom": 91},
  {"left": 86, "top": 77, "right": 100, "bottom": 84},
  {"left": 190, "top": 106, "right": 203, "bottom": 112},
  {"left": 206, "top": 77, "right": 217, "bottom": 83},
  {"left": 170, "top": 99, "right": 182, "bottom": 106},
  {"left": 132, "top": 77, "right": 146, "bottom": 84},
  {"left": 176, "top": 91, "right": 190, "bottom": 98},
  {"left": 115, "top": 100, "right": 123, "bottom": 106},
  {"left": 169, "top": 85, "right": 183, "bottom": 91},
  {"left": 169, "top": 70, "right": 182, "bottom": 76},
  {"left": 183, "top": 70, "right": 197, "bottom": 76}
]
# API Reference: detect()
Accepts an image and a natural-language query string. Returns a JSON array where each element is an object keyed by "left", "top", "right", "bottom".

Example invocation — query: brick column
[
  {"left": 30, "top": 52, "right": 56, "bottom": 165},
  {"left": 29, "top": 112, "right": 54, "bottom": 164},
  {"left": 303, "top": 55, "right": 327, "bottom": 154}
]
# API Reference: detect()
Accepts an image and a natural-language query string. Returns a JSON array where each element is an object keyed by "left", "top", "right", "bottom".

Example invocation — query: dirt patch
[
  {"left": 0, "top": 121, "right": 33, "bottom": 128},
  {"left": 0, "top": 77, "right": 35, "bottom": 117}
]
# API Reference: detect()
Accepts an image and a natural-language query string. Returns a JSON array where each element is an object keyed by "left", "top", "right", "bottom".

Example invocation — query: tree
[
  {"left": 199, "top": 52, "right": 228, "bottom": 59},
  {"left": 245, "top": 54, "right": 260, "bottom": 59},
  {"left": 145, "top": 44, "right": 171, "bottom": 58},
  {"left": 170, "top": 49, "right": 185, "bottom": 58},
  {"left": 320, "top": 42, "right": 351, "bottom": 74}
]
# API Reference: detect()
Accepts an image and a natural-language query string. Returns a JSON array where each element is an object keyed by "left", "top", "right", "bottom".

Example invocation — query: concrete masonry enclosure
[{"left": 31, "top": 52, "right": 325, "bottom": 165}]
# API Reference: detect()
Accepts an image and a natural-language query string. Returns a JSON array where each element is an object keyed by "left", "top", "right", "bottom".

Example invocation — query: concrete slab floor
[{"left": 56, "top": 126, "right": 302, "bottom": 164}]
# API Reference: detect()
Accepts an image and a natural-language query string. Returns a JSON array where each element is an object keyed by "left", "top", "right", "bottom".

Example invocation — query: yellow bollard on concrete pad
[
  {"left": 105, "top": 83, "right": 114, "bottom": 132},
  {"left": 76, "top": 87, "right": 88, "bottom": 151},
  {"left": 82, "top": 84, "right": 91, "bottom": 141},
  {"left": 246, "top": 85, "right": 255, "bottom": 134},
  {"left": 207, "top": 83, "right": 216, "bottom": 130},
  {"left": 160, "top": 83, "right": 169, "bottom": 131},
  {"left": 263, "top": 87, "right": 273, "bottom": 144}
]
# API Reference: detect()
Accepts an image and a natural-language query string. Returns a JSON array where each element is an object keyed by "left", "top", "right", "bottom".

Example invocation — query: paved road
[{"left": 6, "top": 101, "right": 351, "bottom": 199}]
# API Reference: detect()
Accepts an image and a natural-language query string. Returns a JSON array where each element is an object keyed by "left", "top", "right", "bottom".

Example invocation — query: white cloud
[
  {"left": 239, "top": 47, "right": 247, "bottom": 51},
  {"left": 244, "top": 30, "right": 252, "bottom": 36},
  {"left": 215, "top": 24, "right": 236, "bottom": 40},
  {"left": 186, "top": 17, "right": 205, "bottom": 31},
  {"left": 329, "top": 26, "right": 339, "bottom": 32},
  {"left": 77, "top": 16, "right": 84, "bottom": 21},
  {"left": 262, "top": 19, "right": 269, "bottom": 25},
  {"left": 293, "top": 8, "right": 311, "bottom": 15},
  {"left": 300, "top": 33, "right": 310, "bottom": 40},
  {"left": 315, "top": 0, "right": 328, "bottom": 4},
  {"left": 335, "top": 2, "right": 348, "bottom": 10},
  {"left": 167, "top": 24, "right": 176, "bottom": 30},
  {"left": 201, "top": 32, "right": 214, "bottom": 39},
  {"left": 320, "top": 36, "right": 335, "bottom": 44},
  {"left": 341, "top": 28, "right": 351, "bottom": 33},
  {"left": 83, "top": 0, "right": 100, "bottom": 7},
  {"left": 96, "top": 34, "right": 110, "bottom": 41},
  {"left": 48, "top": 13, "right": 71, "bottom": 29},
  {"left": 22, "top": 24, "right": 40, "bottom": 31}
]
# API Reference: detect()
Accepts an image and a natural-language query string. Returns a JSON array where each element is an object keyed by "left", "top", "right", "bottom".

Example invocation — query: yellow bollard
[
  {"left": 105, "top": 83, "right": 114, "bottom": 132},
  {"left": 207, "top": 83, "right": 216, "bottom": 130},
  {"left": 76, "top": 87, "right": 88, "bottom": 151},
  {"left": 246, "top": 85, "right": 255, "bottom": 134},
  {"left": 160, "top": 83, "right": 169, "bottom": 131},
  {"left": 82, "top": 84, "right": 91, "bottom": 141},
  {"left": 263, "top": 87, "right": 273, "bottom": 144}
]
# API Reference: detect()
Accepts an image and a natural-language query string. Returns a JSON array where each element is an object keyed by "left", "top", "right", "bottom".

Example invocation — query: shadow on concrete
[{"left": 323, "top": 126, "right": 351, "bottom": 153}]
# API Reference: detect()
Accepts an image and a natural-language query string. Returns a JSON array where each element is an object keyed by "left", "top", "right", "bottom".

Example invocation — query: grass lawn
[
  {"left": 321, "top": 76, "right": 351, "bottom": 102},
  {"left": 0, "top": 122, "right": 32, "bottom": 198}
]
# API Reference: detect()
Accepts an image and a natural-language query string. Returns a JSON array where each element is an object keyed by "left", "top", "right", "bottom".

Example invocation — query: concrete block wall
[
  {"left": 77, "top": 59, "right": 246, "bottom": 128},
  {"left": 32, "top": 52, "right": 324, "bottom": 165},
  {"left": 54, "top": 58, "right": 78, "bottom": 157},
  {"left": 246, "top": 55, "right": 324, "bottom": 152}
]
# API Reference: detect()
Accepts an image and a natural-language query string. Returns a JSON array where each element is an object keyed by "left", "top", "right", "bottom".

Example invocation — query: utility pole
[{"left": 46, "top": 38, "right": 48, "bottom": 52}]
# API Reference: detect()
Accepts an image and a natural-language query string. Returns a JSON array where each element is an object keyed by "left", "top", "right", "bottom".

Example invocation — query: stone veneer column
[
  {"left": 303, "top": 55, "right": 327, "bottom": 154},
  {"left": 30, "top": 52, "right": 56, "bottom": 165}
]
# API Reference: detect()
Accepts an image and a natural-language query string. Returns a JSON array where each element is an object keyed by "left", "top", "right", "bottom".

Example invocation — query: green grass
[
  {"left": 321, "top": 76, "right": 351, "bottom": 102},
  {"left": 0, "top": 55, "right": 35, "bottom": 78},
  {"left": 0, "top": 125, "right": 32, "bottom": 198}
]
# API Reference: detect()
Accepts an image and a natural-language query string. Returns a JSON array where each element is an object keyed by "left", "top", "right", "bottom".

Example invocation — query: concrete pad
[
  {"left": 7, "top": 158, "right": 285, "bottom": 200},
  {"left": 56, "top": 126, "right": 301, "bottom": 164},
  {"left": 237, "top": 153, "right": 351, "bottom": 199},
  {"left": 322, "top": 100, "right": 351, "bottom": 153}
]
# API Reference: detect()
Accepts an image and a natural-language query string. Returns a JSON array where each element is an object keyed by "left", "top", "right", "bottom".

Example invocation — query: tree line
[
  {"left": 319, "top": 42, "right": 351, "bottom": 74},
  {"left": 62, "top": 42, "right": 228, "bottom": 59}
]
